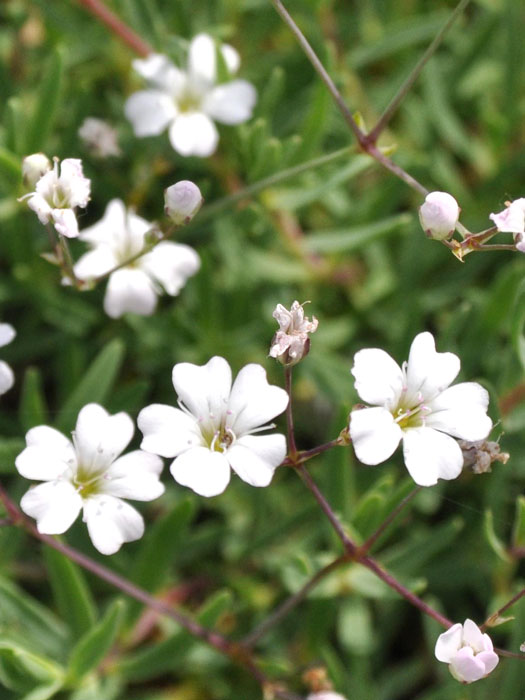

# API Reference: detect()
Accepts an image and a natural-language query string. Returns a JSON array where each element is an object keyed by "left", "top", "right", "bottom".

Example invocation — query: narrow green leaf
[
  {"left": 483, "top": 509, "right": 512, "bottom": 563},
  {"left": 55, "top": 339, "right": 125, "bottom": 433},
  {"left": 67, "top": 599, "right": 124, "bottom": 681},
  {"left": 43, "top": 548, "right": 97, "bottom": 640},
  {"left": 511, "top": 279, "right": 525, "bottom": 372},
  {"left": 25, "top": 48, "right": 64, "bottom": 153},
  {"left": 257, "top": 65, "right": 285, "bottom": 119},
  {"left": 21, "top": 680, "right": 64, "bottom": 700},
  {"left": 0, "top": 639, "right": 64, "bottom": 693},
  {"left": 511, "top": 495, "right": 525, "bottom": 551},
  {"left": 19, "top": 367, "right": 49, "bottom": 432},
  {"left": 5, "top": 97, "right": 25, "bottom": 155},
  {"left": 0, "top": 146, "right": 22, "bottom": 183},
  {"left": 196, "top": 589, "right": 233, "bottom": 628},
  {"left": 304, "top": 213, "right": 411, "bottom": 254}
]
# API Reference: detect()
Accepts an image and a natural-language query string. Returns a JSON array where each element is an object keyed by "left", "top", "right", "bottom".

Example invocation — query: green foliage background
[{"left": 0, "top": 0, "right": 524, "bottom": 698}]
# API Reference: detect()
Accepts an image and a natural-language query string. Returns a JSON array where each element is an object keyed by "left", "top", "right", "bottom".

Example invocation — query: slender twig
[
  {"left": 243, "top": 554, "right": 349, "bottom": 647},
  {"left": 284, "top": 367, "right": 298, "bottom": 458},
  {"left": 282, "top": 438, "right": 344, "bottom": 467},
  {"left": 482, "top": 588, "right": 525, "bottom": 632},
  {"left": 76, "top": 0, "right": 153, "bottom": 57},
  {"left": 367, "top": 0, "right": 472, "bottom": 143},
  {"left": 366, "top": 143, "right": 428, "bottom": 196},
  {"left": 0, "top": 517, "right": 12, "bottom": 526},
  {"left": 360, "top": 486, "right": 422, "bottom": 554}
]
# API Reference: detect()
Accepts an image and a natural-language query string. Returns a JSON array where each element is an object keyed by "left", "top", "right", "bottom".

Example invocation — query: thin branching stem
[
  {"left": 76, "top": 0, "right": 153, "bottom": 57},
  {"left": 360, "top": 486, "right": 422, "bottom": 554},
  {"left": 282, "top": 438, "right": 344, "bottom": 467},
  {"left": 482, "top": 588, "right": 525, "bottom": 631},
  {"left": 284, "top": 367, "right": 298, "bottom": 458}
]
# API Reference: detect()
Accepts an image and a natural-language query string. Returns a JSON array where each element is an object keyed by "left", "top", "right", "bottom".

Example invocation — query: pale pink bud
[
  {"left": 419, "top": 191, "right": 460, "bottom": 240},
  {"left": 164, "top": 180, "right": 203, "bottom": 225},
  {"left": 435, "top": 619, "right": 499, "bottom": 683},
  {"left": 22, "top": 153, "right": 51, "bottom": 188}
]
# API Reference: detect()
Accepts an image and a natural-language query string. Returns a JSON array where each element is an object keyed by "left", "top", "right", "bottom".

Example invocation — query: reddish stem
[{"left": 76, "top": 0, "right": 153, "bottom": 57}]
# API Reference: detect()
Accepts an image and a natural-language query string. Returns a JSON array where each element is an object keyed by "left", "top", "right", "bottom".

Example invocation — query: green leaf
[
  {"left": 43, "top": 548, "right": 97, "bottom": 640},
  {"left": 483, "top": 509, "right": 512, "bottom": 563},
  {"left": 67, "top": 599, "right": 124, "bottom": 681},
  {"left": 304, "top": 214, "right": 411, "bottom": 254},
  {"left": 0, "top": 437, "right": 25, "bottom": 474},
  {"left": 55, "top": 339, "right": 125, "bottom": 433},
  {"left": 511, "top": 496, "right": 525, "bottom": 551},
  {"left": 21, "top": 680, "right": 64, "bottom": 700},
  {"left": 5, "top": 97, "right": 25, "bottom": 155},
  {"left": 25, "top": 48, "right": 64, "bottom": 153},
  {"left": 19, "top": 367, "right": 49, "bottom": 431},
  {"left": 0, "top": 639, "right": 64, "bottom": 693},
  {"left": 511, "top": 279, "right": 525, "bottom": 372},
  {"left": 0, "top": 146, "right": 22, "bottom": 183}
]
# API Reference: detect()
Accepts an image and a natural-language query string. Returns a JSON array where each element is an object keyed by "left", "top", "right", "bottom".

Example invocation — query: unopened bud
[
  {"left": 269, "top": 300, "right": 318, "bottom": 367},
  {"left": 164, "top": 180, "right": 203, "bottom": 225},
  {"left": 419, "top": 191, "right": 460, "bottom": 240},
  {"left": 22, "top": 153, "right": 51, "bottom": 188}
]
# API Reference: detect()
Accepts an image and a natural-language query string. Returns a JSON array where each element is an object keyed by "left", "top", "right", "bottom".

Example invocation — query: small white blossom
[
  {"left": 489, "top": 198, "right": 525, "bottom": 252},
  {"left": 138, "top": 356, "right": 289, "bottom": 497},
  {"left": 0, "top": 323, "right": 16, "bottom": 395},
  {"left": 419, "top": 191, "right": 460, "bottom": 240},
  {"left": 349, "top": 332, "right": 492, "bottom": 486},
  {"left": 74, "top": 199, "right": 200, "bottom": 318},
  {"left": 22, "top": 153, "right": 51, "bottom": 188},
  {"left": 435, "top": 619, "right": 499, "bottom": 683},
  {"left": 124, "top": 33, "right": 257, "bottom": 157},
  {"left": 270, "top": 301, "right": 318, "bottom": 366},
  {"left": 20, "top": 157, "right": 91, "bottom": 238},
  {"left": 164, "top": 180, "right": 203, "bottom": 224},
  {"left": 307, "top": 694, "right": 348, "bottom": 700},
  {"left": 16, "top": 404, "right": 164, "bottom": 555},
  {"left": 78, "top": 117, "right": 121, "bottom": 158}
]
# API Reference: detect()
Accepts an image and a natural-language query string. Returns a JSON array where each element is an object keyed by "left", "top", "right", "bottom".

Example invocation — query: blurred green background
[{"left": 0, "top": 0, "right": 524, "bottom": 698}]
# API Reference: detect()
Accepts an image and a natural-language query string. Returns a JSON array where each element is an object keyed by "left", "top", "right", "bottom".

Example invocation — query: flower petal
[
  {"left": 462, "top": 619, "right": 486, "bottom": 651},
  {"left": 74, "top": 247, "right": 117, "bottom": 280},
  {"left": 20, "top": 481, "right": 82, "bottom": 534},
  {"left": 16, "top": 426, "right": 75, "bottom": 480},
  {"left": 405, "top": 332, "right": 460, "bottom": 402},
  {"left": 140, "top": 241, "right": 200, "bottom": 295},
  {"left": 351, "top": 348, "right": 404, "bottom": 408},
  {"left": 74, "top": 403, "right": 134, "bottom": 472},
  {"left": 104, "top": 268, "right": 158, "bottom": 318},
  {"left": 104, "top": 450, "right": 165, "bottom": 501},
  {"left": 402, "top": 427, "right": 463, "bottom": 486},
  {"left": 228, "top": 364, "right": 289, "bottom": 436},
  {"left": 477, "top": 650, "right": 499, "bottom": 675},
  {"left": 139, "top": 404, "right": 203, "bottom": 457},
  {"left": 449, "top": 647, "right": 487, "bottom": 683},
  {"left": 426, "top": 382, "right": 492, "bottom": 441},
  {"left": 84, "top": 495, "right": 144, "bottom": 555},
  {"left": 170, "top": 447, "right": 230, "bottom": 497},
  {"left": 78, "top": 199, "right": 126, "bottom": 245},
  {"left": 168, "top": 112, "right": 219, "bottom": 157},
  {"left": 0, "top": 361, "right": 14, "bottom": 395},
  {"left": 0, "top": 324, "right": 15, "bottom": 348},
  {"left": 132, "top": 54, "right": 185, "bottom": 93},
  {"left": 349, "top": 407, "right": 402, "bottom": 465},
  {"left": 124, "top": 90, "right": 177, "bottom": 137},
  {"left": 435, "top": 623, "right": 463, "bottom": 662},
  {"left": 489, "top": 200, "right": 525, "bottom": 234},
  {"left": 227, "top": 434, "right": 286, "bottom": 487},
  {"left": 203, "top": 80, "right": 257, "bottom": 124},
  {"left": 52, "top": 208, "right": 79, "bottom": 238},
  {"left": 188, "top": 33, "right": 217, "bottom": 84},
  {"left": 27, "top": 193, "right": 52, "bottom": 224}
]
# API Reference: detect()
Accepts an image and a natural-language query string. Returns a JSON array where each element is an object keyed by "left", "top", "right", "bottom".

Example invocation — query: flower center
[
  {"left": 210, "top": 425, "right": 235, "bottom": 453},
  {"left": 393, "top": 395, "right": 430, "bottom": 430},
  {"left": 72, "top": 465, "right": 104, "bottom": 499},
  {"left": 177, "top": 88, "right": 202, "bottom": 113}
]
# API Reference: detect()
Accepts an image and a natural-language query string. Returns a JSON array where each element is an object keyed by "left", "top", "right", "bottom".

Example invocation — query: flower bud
[
  {"left": 22, "top": 153, "right": 51, "bottom": 189},
  {"left": 419, "top": 191, "right": 460, "bottom": 240},
  {"left": 164, "top": 180, "right": 203, "bottom": 225},
  {"left": 435, "top": 619, "right": 499, "bottom": 683},
  {"left": 78, "top": 117, "right": 121, "bottom": 158},
  {"left": 270, "top": 300, "right": 318, "bottom": 367}
]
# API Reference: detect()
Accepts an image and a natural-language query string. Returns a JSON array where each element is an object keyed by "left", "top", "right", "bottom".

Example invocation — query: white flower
[
  {"left": 20, "top": 157, "right": 91, "bottom": 238},
  {"left": 270, "top": 300, "right": 318, "bottom": 366},
  {"left": 307, "top": 693, "right": 348, "bottom": 700},
  {"left": 74, "top": 199, "right": 200, "bottom": 318},
  {"left": 22, "top": 153, "right": 51, "bottom": 188},
  {"left": 419, "top": 191, "right": 460, "bottom": 240},
  {"left": 16, "top": 404, "right": 164, "bottom": 555},
  {"left": 349, "top": 332, "right": 492, "bottom": 486},
  {"left": 0, "top": 323, "right": 16, "bottom": 395},
  {"left": 435, "top": 619, "right": 499, "bottom": 683},
  {"left": 78, "top": 117, "right": 121, "bottom": 158},
  {"left": 164, "top": 180, "right": 203, "bottom": 224},
  {"left": 138, "top": 356, "right": 289, "bottom": 497},
  {"left": 124, "top": 33, "right": 257, "bottom": 157},
  {"left": 489, "top": 198, "right": 525, "bottom": 252}
]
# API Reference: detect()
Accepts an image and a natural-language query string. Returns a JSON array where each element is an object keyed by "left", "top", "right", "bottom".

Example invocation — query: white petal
[
  {"left": 168, "top": 112, "right": 219, "bottom": 157},
  {"left": 16, "top": 426, "right": 75, "bottom": 480},
  {"left": 79, "top": 199, "right": 127, "bottom": 245},
  {"left": 405, "top": 332, "right": 460, "bottom": 402},
  {"left": 402, "top": 427, "right": 463, "bottom": 486},
  {"left": 132, "top": 54, "right": 185, "bottom": 93},
  {"left": 74, "top": 403, "right": 134, "bottom": 472},
  {"left": 349, "top": 407, "right": 402, "bottom": 465},
  {"left": 203, "top": 80, "right": 257, "bottom": 125},
  {"left": 228, "top": 364, "right": 289, "bottom": 436},
  {"left": 449, "top": 647, "right": 487, "bottom": 683},
  {"left": 26, "top": 425, "right": 72, "bottom": 450},
  {"left": 489, "top": 201, "right": 525, "bottom": 234},
  {"left": 0, "top": 324, "right": 15, "bottom": 347},
  {"left": 20, "top": 481, "right": 82, "bottom": 534},
  {"left": 172, "top": 356, "right": 232, "bottom": 433},
  {"left": 462, "top": 619, "right": 485, "bottom": 650},
  {"left": 104, "top": 268, "right": 158, "bottom": 318},
  {"left": 74, "top": 247, "right": 117, "bottom": 280},
  {"left": 59, "top": 159, "right": 90, "bottom": 208},
  {"left": 477, "top": 651, "right": 499, "bottom": 675},
  {"left": 124, "top": 90, "right": 177, "bottom": 136},
  {"left": 138, "top": 404, "right": 203, "bottom": 457},
  {"left": 351, "top": 348, "right": 404, "bottom": 408},
  {"left": 426, "top": 383, "right": 492, "bottom": 441},
  {"left": 221, "top": 44, "right": 240, "bottom": 74},
  {"left": 227, "top": 434, "right": 286, "bottom": 487},
  {"left": 140, "top": 241, "right": 200, "bottom": 296},
  {"left": 170, "top": 447, "right": 230, "bottom": 497},
  {"left": 52, "top": 208, "right": 79, "bottom": 238},
  {"left": 0, "top": 361, "right": 14, "bottom": 394},
  {"left": 27, "top": 194, "right": 52, "bottom": 224},
  {"left": 103, "top": 450, "right": 165, "bottom": 501},
  {"left": 188, "top": 33, "right": 217, "bottom": 84},
  {"left": 84, "top": 495, "right": 144, "bottom": 555},
  {"left": 435, "top": 623, "right": 463, "bottom": 662}
]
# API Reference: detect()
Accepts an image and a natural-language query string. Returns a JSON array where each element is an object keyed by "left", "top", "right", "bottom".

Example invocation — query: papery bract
[
  {"left": 435, "top": 619, "right": 499, "bottom": 683},
  {"left": 138, "top": 356, "right": 289, "bottom": 497},
  {"left": 270, "top": 300, "right": 318, "bottom": 366}
]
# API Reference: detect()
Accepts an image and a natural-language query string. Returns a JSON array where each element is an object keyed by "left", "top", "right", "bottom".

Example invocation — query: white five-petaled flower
[
  {"left": 0, "top": 323, "right": 16, "bottom": 395},
  {"left": 74, "top": 199, "right": 200, "bottom": 318},
  {"left": 349, "top": 332, "right": 492, "bottom": 486},
  {"left": 124, "top": 33, "right": 257, "bottom": 157},
  {"left": 270, "top": 300, "right": 319, "bottom": 366},
  {"left": 419, "top": 191, "right": 460, "bottom": 241},
  {"left": 138, "top": 356, "right": 289, "bottom": 497},
  {"left": 16, "top": 404, "right": 164, "bottom": 555},
  {"left": 435, "top": 619, "right": 499, "bottom": 683},
  {"left": 20, "top": 157, "right": 90, "bottom": 238},
  {"left": 489, "top": 198, "right": 525, "bottom": 253}
]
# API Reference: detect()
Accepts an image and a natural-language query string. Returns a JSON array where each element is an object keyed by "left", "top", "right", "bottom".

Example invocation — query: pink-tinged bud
[
  {"left": 164, "top": 180, "right": 203, "bottom": 225},
  {"left": 22, "top": 153, "right": 51, "bottom": 188},
  {"left": 435, "top": 619, "right": 499, "bottom": 683},
  {"left": 270, "top": 300, "right": 318, "bottom": 367},
  {"left": 419, "top": 191, "right": 460, "bottom": 240}
]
